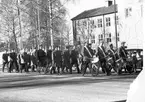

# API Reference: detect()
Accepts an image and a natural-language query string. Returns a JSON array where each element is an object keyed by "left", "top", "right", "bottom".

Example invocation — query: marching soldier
[
  {"left": 47, "top": 46, "right": 52, "bottom": 65},
  {"left": 70, "top": 46, "right": 81, "bottom": 74},
  {"left": 47, "top": 46, "right": 56, "bottom": 74},
  {"left": 31, "top": 47, "right": 38, "bottom": 72},
  {"left": 82, "top": 43, "right": 94, "bottom": 76},
  {"left": 23, "top": 50, "right": 31, "bottom": 72},
  {"left": 119, "top": 42, "right": 128, "bottom": 73},
  {"left": 119, "top": 42, "right": 127, "bottom": 60},
  {"left": 108, "top": 43, "right": 116, "bottom": 67},
  {"left": 63, "top": 46, "right": 72, "bottom": 74},
  {"left": 54, "top": 46, "right": 62, "bottom": 74},
  {"left": 37, "top": 45, "right": 46, "bottom": 67},
  {"left": 9, "top": 49, "right": 19, "bottom": 73},
  {"left": 97, "top": 41, "right": 110, "bottom": 75},
  {"left": 18, "top": 49, "right": 26, "bottom": 73},
  {"left": 2, "top": 50, "right": 9, "bottom": 72}
]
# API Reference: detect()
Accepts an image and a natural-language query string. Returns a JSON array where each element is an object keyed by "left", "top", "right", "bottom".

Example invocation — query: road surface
[{"left": 0, "top": 72, "right": 137, "bottom": 102}]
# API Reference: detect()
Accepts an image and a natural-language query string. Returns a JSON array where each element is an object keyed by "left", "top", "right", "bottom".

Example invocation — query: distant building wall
[
  {"left": 118, "top": 0, "right": 143, "bottom": 49},
  {"left": 72, "top": 12, "right": 120, "bottom": 49}
]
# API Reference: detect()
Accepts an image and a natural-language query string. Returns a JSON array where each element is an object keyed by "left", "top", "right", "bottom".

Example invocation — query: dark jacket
[
  {"left": 97, "top": 46, "right": 107, "bottom": 60},
  {"left": 63, "top": 50, "right": 71, "bottom": 64},
  {"left": 54, "top": 50, "right": 62, "bottom": 66},
  {"left": 37, "top": 49, "right": 46, "bottom": 60},
  {"left": 119, "top": 46, "right": 127, "bottom": 58},
  {"left": 83, "top": 46, "right": 94, "bottom": 58},
  {"left": 70, "top": 49, "right": 79, "bottom": 62},
  {"left": 108, "top": 48, "right": 116, "bottom": 60},
  {"left": 23, "top": 52, "right": 31, "bottom": 65},
  {"left": 47, "top": 50, "right": 52, "bottom": 60},
  {"left": 18, "top": 53, "right": 25, "bottom": 64},
  {"left": 2, "top": 53, "right": 8, "bottom": 62},
  {"left": 9, "top": 52, "right": 17, "bottom": 61}
]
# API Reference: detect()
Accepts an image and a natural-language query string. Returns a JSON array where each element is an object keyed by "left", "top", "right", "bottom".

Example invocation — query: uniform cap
[{"left": 121, "top": 41, "right": 126, "bottom": 44}]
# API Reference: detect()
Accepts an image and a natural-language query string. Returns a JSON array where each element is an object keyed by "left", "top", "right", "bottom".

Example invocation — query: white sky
[{"left": 62, "top": 0, "right": 106, "bottom": 22}]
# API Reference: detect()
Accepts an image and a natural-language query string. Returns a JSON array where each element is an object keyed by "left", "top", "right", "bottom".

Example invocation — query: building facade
[
  {"left": 118, "top": 0, "right": 143, "bottom": 49},
  {"left": 72, "top": 1, "right": 120, "bottom": 49}
]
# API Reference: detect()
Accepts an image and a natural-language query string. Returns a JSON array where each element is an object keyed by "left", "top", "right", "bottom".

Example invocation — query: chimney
[{"left": 108, "top": 0, "right": 113, "bottom": 6}]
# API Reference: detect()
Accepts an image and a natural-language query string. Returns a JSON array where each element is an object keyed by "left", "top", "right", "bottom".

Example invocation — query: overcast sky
[{"left": 63, "top": 0, "right": 106, "bottom": 22}]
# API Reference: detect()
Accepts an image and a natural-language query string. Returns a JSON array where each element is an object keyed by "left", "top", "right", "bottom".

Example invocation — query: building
[
  {"left": 71, "top": 1, "right": 120, "bottom": 49},
  {"left": 118, "top": 0, "right": 143, "bottom": 49}
]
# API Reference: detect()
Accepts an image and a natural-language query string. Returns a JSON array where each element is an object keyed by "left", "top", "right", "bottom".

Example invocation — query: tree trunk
[
  {"left": 49, "top": 0, "right": 54, "bottom": 66},
  {"left": 37, "top": 0, "right": 41, "bottom": 47},
  {"left": 17, "top": 0, "right": 23, "bottom": 50},
  {"left": 12, "top": 17, "right": 19, "bottom": 53}
]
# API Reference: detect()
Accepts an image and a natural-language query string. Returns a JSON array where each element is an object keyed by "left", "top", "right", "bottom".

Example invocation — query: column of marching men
[{"left": 1, "top": 41, "right": 141, "bottom": 76}]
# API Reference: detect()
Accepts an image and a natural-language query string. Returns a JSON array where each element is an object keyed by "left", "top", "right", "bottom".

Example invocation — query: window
[
  {"left": 106, "top": 33, "right": 111, "bottom": 43},
  {"left": 83, "top": 20, "right": 87, "bottom": 26},
  {"left": 91, "top": 35, "right": 95, "bottom": 43},
  {"left": 106, "top": 17, "right": 111, "bottom": 27},
  {"left": 116, "top": 16, "right": 119, "bottom": 25},
  {"left": 77, "top": 20, "right": 80, "bottom": 26},
  {"left": 90, "top": 20, "right": 94, "bottom": 25},
  {"left": 90, "top": 20, "right": 96, "bottom": 28},
  {"left": 98, "top": 19, "right": 102, "bottom": 28},
  {"left": 98, "top": 34, "right": 104, "bottom": 43},
  {"left": 125, "top": 7, "right": 132, "bottom": 18}
]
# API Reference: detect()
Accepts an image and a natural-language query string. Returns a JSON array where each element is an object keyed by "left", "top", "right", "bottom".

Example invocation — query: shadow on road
[
  {"left": 113, "top": 100, "right": 126, "bottom": 102},
  {"left": 0, "top": 73, "right": 136, "bottom": 90}
]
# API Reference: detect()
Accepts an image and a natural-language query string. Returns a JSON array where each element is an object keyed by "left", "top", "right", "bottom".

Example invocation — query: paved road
[{"left": 0, "top": 72, "right": 137, "bottom": 102}]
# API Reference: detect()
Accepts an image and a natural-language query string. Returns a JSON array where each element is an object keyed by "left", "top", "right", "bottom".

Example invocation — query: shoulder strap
[
  {"left": 110, "top": 48, "right": 115, "bottom": 55},
  {"left": 99, "top": 46, "right": 106, "bottom": 57},
  {"left": 84, "top": 46, "right": 92, "bottom": 57},
  {"left": 122, "top": 48, "right": 127, "bottom": 57}
]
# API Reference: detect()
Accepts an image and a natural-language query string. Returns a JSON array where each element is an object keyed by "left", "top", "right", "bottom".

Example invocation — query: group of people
[
  {"left": 2, "top": 45, "right": 81, "bottom": 74},
  {"left": 2, "top": 41, "right": 141, "bottom": 76},
  {"left": 82, "top": 41, "right": 128, "bottom": 76}
]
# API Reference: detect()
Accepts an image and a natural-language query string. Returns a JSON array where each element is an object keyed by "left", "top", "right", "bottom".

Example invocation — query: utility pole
[
  {"left": 103, "top": 14, "right": 106, "bottom": 44},
  {"left": 87, "top": 19, "right": 90, "bottom": 43},
  {"left": 114, "top": 0, "right": 118, "bottom": 49}
]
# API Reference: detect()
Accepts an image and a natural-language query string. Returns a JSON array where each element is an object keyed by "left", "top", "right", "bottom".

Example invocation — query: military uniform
[
  {"left": 37, "top": 49, "right": 46, "bottom": 67},
  {"left": 54, "top": 50, "right": 62, "bottom": 74},
  {"left": 82, "top": 45, "right": 94, "bottom": 76},
  {"left": 2, "top": 52, "right": 9, "bottom": 72},
  {"left": 31, "top": 49, "right": 38, "bottom": 72},
  {"left": 23, "top": 52, "right": 31, "bottom": 72},
  {"left": 97, "top": 45, "right": 110, "bottom": 75},
  {"left": 9, "top": 51, "right": 19, "bottom": 73},
  {"left": 47, "top": 49, "right": 56, "bottom": 74},
  {"left": 119, "top": 46, "right": 127, "bottom": 60},
  {"left": 108, "top": 47, "right": 116, "bottom": 66},
  {"left": 47, "top": 49, "right": 52, "bottom": 64},
  {"left": 18, "top": 52, "right": 26, "bottom": 73},
  {"left": 70, "top": 49, "right": 80, "bottom": 73},
  {"left": 63, "top": 49, "right": 72, "bottom": 74}
]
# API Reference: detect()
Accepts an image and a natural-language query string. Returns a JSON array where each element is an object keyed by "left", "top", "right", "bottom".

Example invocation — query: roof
[{"left": 71, "top": 5, "right": 118, "bottom": 21}]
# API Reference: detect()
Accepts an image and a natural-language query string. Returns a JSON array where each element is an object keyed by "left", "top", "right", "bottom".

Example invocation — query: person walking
[
  {"left": 54, "top": 46, "right": 62, "bottom": 74},
  {"left": 9, "top": 49, "right": 19, "bottom": 73},
  {"left": 82, "top": 43, "right": 94, "bottom": 76},
  {"left": 70, "top": 46, "right": 80, "bottom": 74},
  {"left": 119, "top": 42, "right": 128, "bottom": 73},
  {"left": 119, "top": 42, "right": 127, "bottom": 60},
  {"left": 2, "top": 50, "right": 9, "bottom": 72},
  {"left": 97, "top": 41, "right": 110, "bottom": 75},
  {"left": 108, "top": 43, "right": 116, "bottom": 67},
  {"left": 63, "top": 46, "right": 72, "bottom": 74}
]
